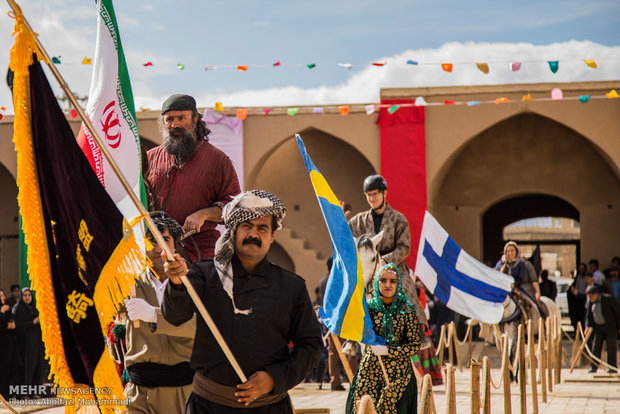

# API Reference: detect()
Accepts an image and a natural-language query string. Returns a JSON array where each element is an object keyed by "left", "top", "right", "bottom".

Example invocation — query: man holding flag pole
[{"left": 6, "top": 1, "right": 255, "bottom": 412}]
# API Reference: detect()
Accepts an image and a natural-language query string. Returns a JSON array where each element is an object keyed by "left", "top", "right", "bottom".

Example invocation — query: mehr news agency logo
[{"left": 8, "top": 385, "right": 129, "bottom": 406}]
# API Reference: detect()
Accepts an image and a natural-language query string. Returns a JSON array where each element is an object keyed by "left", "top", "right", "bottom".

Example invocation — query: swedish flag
[{"left": 296, "top": 135, "right": 384, "bottom": 345}]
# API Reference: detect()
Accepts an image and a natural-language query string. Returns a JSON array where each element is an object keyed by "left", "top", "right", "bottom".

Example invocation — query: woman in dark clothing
[
  {"left": 0, "top": 288, "right": 20, "bottom": 398},
  {"left": 12, "top": 288, "right": 46, "bottom": 389}
]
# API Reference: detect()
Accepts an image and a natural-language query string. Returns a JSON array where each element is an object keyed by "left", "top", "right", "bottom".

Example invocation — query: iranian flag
[{"left": 77, "top": 0, "right": 145, "bottom": 219}]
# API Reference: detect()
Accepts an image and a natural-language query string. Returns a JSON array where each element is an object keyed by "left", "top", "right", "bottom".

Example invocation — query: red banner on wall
[{"left": 377, "top": 100, "right": 426, "bottom": 271}]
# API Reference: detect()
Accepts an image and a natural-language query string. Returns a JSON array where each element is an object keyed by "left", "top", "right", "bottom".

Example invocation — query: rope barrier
[{"left": 568, "top": 323, "right": 618, "bottom": 372}]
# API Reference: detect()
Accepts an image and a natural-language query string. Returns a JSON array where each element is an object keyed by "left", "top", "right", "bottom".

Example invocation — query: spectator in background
[
  {"left": 0, "top": 288, "right": 19, "bottom": 399},
  {"left": 12, "top": 288, "right": 46, "bottom": 392},
  {"left": 603, "top": 266, "right": 620, "bottom": 303},
  {"left": 6, "top": 284, "right": 20, "bottom": 309},
  {"left": 603, "top": 256, "right": 620, "bottom": 280},
  {"left": 589, "top": 259, "right": 606, "bottom": 286},
  {"left": 585, "top": 285, "right": 620, "bottom": 373},
  {"left": 539, "top": 270, "right": 558, "bottom": 301},
  {"left": 568, "top": 263, "right": 588, "bottom": 332}
]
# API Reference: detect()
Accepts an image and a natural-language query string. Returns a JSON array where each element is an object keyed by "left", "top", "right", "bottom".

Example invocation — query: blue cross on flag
[{"left": 414, "top": 211, "right": 514, "bottom": 324}]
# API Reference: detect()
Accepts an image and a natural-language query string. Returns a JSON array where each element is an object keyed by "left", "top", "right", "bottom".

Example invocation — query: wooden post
[
  {"left": 518, "top": 324, "right": 527, "bottom": 414},
  {"left": 451, "top": 322, "right": 463, "bottom": 372},
  {"left": 468, "top": 323, "right": 474, "bottom": 365},
  {"left": 554, "top": 317, "right": 562, "bottom": 385},
  {"left": 448, "top": 323, "right": 455, "bottom": 367},
  {"left": 569, "top": 327, "right": 593, "bottom": 373},
  {"left": 570, "top": 321, "right": 582, "bottom": 367},
  {"left": 420, "top": 374, "right": 435, "bottom": 414},
  {"left": 501, "top": 335, "right": 512, "bottom": 414},
  {"left": 445, "top": 363, "right": 456, "bottom": 414},
  {"left": 331, "top": 334, "right": 354, "bottom": 383},
  {"left": 528, "top": 321, "right": 538, "bottom": 414},
  {"left": 545, "top": 318, "right": 553, "bottom": 393},
  {"left": 538, "top": 317, "right": 547, "bottom": 403},
  {"left": 470, "top": 359, "right": 481, "bottom": 414},
  {"left": 482, "top": 356, "right": 491, "bottom": 414},
  {"left": 438, "top": 324, "right": 447, "bottom": 367}
]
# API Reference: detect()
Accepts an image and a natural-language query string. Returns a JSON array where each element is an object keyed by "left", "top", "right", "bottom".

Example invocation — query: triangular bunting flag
[
  {"left": 236, "top": 108, "right": 248, "bottom": 120},
  {"left": 476, "top": 63, "right": 489, "bottom": 74},
  {"left": 584, "top": 59, "right": 597, "bottom": 69},
  {"left": 441, "top": 63, "right": 453, "bottom": 72}
]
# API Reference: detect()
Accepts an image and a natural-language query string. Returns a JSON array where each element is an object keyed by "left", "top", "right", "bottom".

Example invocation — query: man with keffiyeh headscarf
[
  {"left": 162, "top": 190, "right": 323, "bottom": 413},
  {"left": 346, "top": 263, "right": 421, "bottom": 413}
]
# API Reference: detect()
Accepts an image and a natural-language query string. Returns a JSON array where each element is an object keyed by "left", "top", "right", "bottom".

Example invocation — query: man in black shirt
[{"left": 162, "top": 190, "right": 322, "bottom": 413}]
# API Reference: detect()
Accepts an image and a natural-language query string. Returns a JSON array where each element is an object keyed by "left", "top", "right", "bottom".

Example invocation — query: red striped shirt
[{"left": 147, "top": 140, "right": 240, "bottom": 261}]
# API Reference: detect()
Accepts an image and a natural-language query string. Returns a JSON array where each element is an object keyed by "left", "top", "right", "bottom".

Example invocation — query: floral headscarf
[{"left": 367, "top": 263, "right": 416, "bottom": 345}]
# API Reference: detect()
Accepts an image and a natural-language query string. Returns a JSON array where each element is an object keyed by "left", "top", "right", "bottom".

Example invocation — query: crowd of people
[{"left": 1, "top": 93, "right": 618, "bottom": 413}]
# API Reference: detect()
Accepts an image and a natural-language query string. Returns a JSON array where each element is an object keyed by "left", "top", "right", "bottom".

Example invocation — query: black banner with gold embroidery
[
  {"left": 10, "top": 16, "right": 143, "bottom": 406},
  {"left": 29, "top": 59, "right": 123, "bottom": 384}
]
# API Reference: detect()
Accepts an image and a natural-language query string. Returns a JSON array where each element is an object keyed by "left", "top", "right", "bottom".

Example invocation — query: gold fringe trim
[
  {"left": 93, "top": 220, "right": 146, "bottom": 337},
  {"left": 92, "top": 351, "right": 127, "bottom": 413},
  {"left": 9, "top": 10, "right": 75, "bottom": 392}
]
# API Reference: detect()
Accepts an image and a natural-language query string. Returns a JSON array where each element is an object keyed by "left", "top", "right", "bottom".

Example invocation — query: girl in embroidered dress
[{"left": 346, "top": 263, "right": 421, "bottom": 413}]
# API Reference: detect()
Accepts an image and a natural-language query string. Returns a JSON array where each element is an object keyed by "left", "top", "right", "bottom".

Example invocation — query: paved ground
[
  {"left": 3, "top": 322, "right": 619, "bottom": 414},
  {"left": 2, "top": 366, "right": 618, "bottom": 414}
]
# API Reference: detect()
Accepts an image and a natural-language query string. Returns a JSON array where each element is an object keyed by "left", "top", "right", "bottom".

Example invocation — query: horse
[
  {"left": 479, "top": 289, "right": 561, "bottom": 382},
  {"left": 356, "top": 231, "right": 384, "bottom": 295}
]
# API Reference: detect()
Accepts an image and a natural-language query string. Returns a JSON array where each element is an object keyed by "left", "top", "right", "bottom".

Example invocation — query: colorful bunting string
[
  {"left": 27, "top": 56, "right": 619, "bottom": 78},
  {"left": 166, "top": 90, "right": 615, "bottom": 122}
]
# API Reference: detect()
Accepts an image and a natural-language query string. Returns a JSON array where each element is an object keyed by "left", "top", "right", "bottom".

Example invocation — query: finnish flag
[{"left": 414, "top": 211, "right": 514, "bottom": 324}]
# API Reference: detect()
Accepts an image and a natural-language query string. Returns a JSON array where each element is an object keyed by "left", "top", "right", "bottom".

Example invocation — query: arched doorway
[
  {"left": 249, "top": 127, "right": 376, "bottom": 260},
  {"left": 249, "top": 127, "right": 375, "bottom": 288},
  {"left": 268, "top": 241, "right": 295, "bottom": 273},
  {"left": 483, "top": 194, "right": 580, "bottom": 268},
  {"left": 430, "top": 112, "right": 620, "bottom": 264}
]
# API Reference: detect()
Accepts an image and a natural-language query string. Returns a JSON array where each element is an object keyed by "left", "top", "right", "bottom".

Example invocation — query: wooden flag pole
[
  {"left": 331, "top": 334, "right": 355, "bottom": 383},
  {"left": 7, "top": 0, "right": 247, "bottom": 383}
]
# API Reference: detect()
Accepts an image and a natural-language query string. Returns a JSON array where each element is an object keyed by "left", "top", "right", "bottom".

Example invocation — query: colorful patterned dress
[{"left": 346, "top": 264, "right": 421, "bottom": 413}]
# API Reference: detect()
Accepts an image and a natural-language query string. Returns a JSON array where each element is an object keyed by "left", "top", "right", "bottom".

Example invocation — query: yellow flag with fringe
[{"left": 9, "top": 8, "right": 145, "bottom": 412}]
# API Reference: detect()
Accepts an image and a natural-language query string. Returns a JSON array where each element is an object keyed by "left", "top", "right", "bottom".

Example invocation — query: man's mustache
[
  {"left": 168, "top": 127, "right": 185, "bottom": 136},
  {"left": 242, "top": 237, "right": 261, "bottom": 247}
]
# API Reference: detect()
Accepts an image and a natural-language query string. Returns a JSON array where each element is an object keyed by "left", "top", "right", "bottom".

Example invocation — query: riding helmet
[{"left": 363, "top": 175, "right": 388, "bottom": 192}]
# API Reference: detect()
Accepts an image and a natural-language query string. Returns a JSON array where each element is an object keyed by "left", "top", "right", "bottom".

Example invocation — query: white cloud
[{"left": 181, "top": 41, "right": 620, "bottom": 108}]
